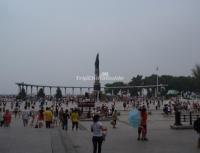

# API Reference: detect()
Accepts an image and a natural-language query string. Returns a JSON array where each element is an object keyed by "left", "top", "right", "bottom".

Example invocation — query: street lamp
[{"left": 156, "top": 66, "right": 159, "bottom": 97}]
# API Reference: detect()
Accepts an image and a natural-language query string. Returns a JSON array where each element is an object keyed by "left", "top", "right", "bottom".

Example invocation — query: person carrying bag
[{"left": 91, "top": 115, "right": 107, "bottom": 153}]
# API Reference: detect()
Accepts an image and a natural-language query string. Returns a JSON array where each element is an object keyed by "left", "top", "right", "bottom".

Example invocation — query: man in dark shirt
[{"left": 194, "top": 117, "right": 200, "bottom": 148}]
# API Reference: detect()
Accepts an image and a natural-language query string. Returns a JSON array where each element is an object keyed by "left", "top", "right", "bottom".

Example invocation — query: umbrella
[
  {"left": 167, "top": 90, "right": 179, "bottom": 95},
  {"left": 128, "top": 109, "right": 141, "bottom": 128}
]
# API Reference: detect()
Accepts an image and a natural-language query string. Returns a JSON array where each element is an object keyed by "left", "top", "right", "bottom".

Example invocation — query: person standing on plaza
[
  {"left": 111, "top": 104, "right": 115, "bottom": 115},
  {"left": 123, "top": 101, "right": 127, "bottom": 111},
  {"left": 37, "top": 108, "right": 44, "bottom": 128},
  {"left": 44, "top": 107, "right": 53, "bottom": 128},
  {"left": 59, "top": 107, "right": 64, "bottom": 126},
  {"left": 194, "top": 117, "right": 200, "bottom": 148},
  {"left": 71, "top": 109, "right": 79, "bottom": 131},
  {"left": 62, "top": 109, "right": 70, "bottom": 130},
  {"left": 14, "top": 107, "right": 18, "bottom": 118},
  {"left": 3, "top": 109, "right": 12, "bottom": 127},
  {"left": 3, "top": 101, "right": 6, "bottom": 112},
  {"left": 30, "top": 106, "right": 36, "bottom": 127},
  {"left": 0, "top": 108, "right": 4, "bottom": 127},
  {"left": 137, "top": 105, "right": 148, "bottom": 141},
  {"left": 91, "top": 114, "right": 104, "bottom": 153},
  {"left": 21, "top": 106, "right": 30, "bottom": 127},
  {"left": 54, "top": 106, "right": 59, "bottom": 126},
  {"left": 112, "top": 110, "right": 118, "bottom": 128}
]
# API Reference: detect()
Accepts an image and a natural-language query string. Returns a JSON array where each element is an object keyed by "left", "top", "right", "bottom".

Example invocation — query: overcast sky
[{"left": 0, "top": 0, "right": 200, "bottom": 94}]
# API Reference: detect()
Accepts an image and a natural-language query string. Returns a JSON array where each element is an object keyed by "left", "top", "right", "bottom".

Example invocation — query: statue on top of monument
[
  {"left": 95, "top": 53, "right": 99, "bottom": 71},
  {"left": 94, "top": 53, "right": 101, "bottom": 91}
]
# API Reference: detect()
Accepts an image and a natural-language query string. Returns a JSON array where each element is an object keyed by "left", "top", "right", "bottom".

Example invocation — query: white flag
[{"left": 156, "top": 66, "right": 159, "bottom": 71}]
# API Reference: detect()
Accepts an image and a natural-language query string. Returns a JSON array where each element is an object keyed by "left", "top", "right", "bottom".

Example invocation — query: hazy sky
[{"left": 0, "top": 0, "right": 200, "bottom": 94}]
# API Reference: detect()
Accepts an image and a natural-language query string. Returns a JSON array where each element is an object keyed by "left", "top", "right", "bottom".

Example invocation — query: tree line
[{"left": 105, "top": 64, "right": 200, "bottom": 96}]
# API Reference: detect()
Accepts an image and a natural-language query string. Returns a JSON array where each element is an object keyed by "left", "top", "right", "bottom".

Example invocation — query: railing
[{"left": 174, "top": 111, "right": 200, "bottom": 126}]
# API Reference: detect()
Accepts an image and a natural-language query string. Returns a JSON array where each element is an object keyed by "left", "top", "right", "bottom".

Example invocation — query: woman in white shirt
[{"left": 91, "top": 115, "right": 103, "bottom": 153}]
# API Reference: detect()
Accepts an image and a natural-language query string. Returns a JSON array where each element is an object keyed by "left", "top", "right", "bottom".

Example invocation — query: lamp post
[{"left": 156, "top": 66, "right": 159, "bottom": 97}]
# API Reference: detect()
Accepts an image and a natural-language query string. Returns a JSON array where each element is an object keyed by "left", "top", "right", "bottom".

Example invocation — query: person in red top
[
  {"left": 3, "top": 109, "right": 12, "bottom": 127},
  {"left": 37, "top": 109, "right": 44, "bottom": 128},
  {"left": 137, "top": 105, "right": 148, "bottom": 141}
]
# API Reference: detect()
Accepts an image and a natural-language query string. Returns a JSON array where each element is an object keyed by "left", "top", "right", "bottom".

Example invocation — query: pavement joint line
[
  {"left": 58, "top": 129, "right": 74, "bottom": 153},
  {"left": 50, "top": 130, "right": 54, "bottom": 153},
  {"left": 59, "top": 129, "right": 80, "bottom": 153}
]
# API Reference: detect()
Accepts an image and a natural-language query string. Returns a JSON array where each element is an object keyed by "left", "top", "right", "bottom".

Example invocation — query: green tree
[
  {"left": 143, "top": 74, "right": 157, "bottom": 85},
  {"left": 55, "top": 87, "right": 63, "bottom": 100},
  {"left": 16, "top": 87, "right": 26, "bottom": 100},
  {"left": 128, "top": 75, "right": 143, "bottom": 96},
  {"left": 105, "top": 82, "right": 126, "bottom": 95},
  {"left": 192, "top": 64, "right": 200, "bottom": 91},
  {"left": 104, "top": 73, "right": 199, "bottom": 97},
  {"left": 37, "top": 88, "right": 45, "bottom": 98}
]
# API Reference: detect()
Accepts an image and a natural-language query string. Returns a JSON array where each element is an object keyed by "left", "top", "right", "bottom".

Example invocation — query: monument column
[
  {"left": 36, "top": 86, "right": 39, "bottom": 94},
  {"left": 25, "top": 85, "right": 28, "bottom": 94},
  {"left": 94, "top": 53, "right": 101, "bottom": 102},
  {"left": 49, "top": 87, "right": 52, "bottom": 96},
  {"left": 80, "top": 88, "right": 82, "bottom": 95},
  {"left": 30, "top": 86, "right": 33, "bottom": 96},
  {"left": 65, "top": 88, "right": 67, "bottom": 96}
]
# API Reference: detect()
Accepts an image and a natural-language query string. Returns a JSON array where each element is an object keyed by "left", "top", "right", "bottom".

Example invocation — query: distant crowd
[{"left": 1, "top": 94, "right": 200, "bottom": 151}]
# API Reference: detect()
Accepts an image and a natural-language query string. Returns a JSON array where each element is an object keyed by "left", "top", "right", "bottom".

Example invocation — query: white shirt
[
  {"left": 22, "top": 110, "right": 30, "bottom": 120},
  {"left": 91, "top": 121, "right": 102, "bottom": 137}
]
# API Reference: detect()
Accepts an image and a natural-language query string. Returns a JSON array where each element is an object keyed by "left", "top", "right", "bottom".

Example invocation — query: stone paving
[{"left": 0, "top": 102, "right": 200, "bottom": 153}]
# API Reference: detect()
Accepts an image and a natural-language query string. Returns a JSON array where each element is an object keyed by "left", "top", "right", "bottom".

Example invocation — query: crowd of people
[
  {"left": 163, "top": 99, "right": 200, "bottom": 115},
  {"left": 1, "top": 94, "right": 200, "bottom": 151}
]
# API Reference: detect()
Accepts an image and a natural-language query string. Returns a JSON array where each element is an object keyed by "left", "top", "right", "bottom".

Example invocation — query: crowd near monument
[
  {"left": 0, "top": 54, "right": 200, "bottom": 153},
  {"left": 1, "top": 1, "right": 200, "bottom": 152}
]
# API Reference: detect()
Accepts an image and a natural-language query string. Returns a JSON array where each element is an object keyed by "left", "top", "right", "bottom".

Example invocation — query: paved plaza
[{"left": 0, "top": 102, "right": 199, "bottom": 153}]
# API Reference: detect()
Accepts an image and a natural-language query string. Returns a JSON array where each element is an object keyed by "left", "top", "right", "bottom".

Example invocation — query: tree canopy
[
  {"left": 105, "top": 72, "right": 199, "bottom": 96},
  {"left": 55, "top": 87, "right": 62, "bottom": 100},
  {"left": 16, "top": 87, "right": 26, "bottom": 100},
  {"left": 37, "top": 88, "right": 45, "bottom": 98},
  {"left": 192, "top": 64, "right": 200, "bottom": 89}
]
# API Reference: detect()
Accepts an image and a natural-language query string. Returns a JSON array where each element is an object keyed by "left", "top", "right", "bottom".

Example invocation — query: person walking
[
  {"left": 14, "top": 107, "right": 18, "bottom": 118},
  {"left": 3, "top": 109, "right": 12, "bottom": 127},
  {"left": 112, "top": 110, "right": 118, "bottom": 128},
  {"left": 37, "top": 109, "right": 44, "bottom": 128},
  {"left": 91, "top": 115, "right": 104, "bottom": 153},
  {"left": 53, "top": 106, "right": 59, "bottom": 126},
  {"left": 62, "top": 109, "right": 70, "bottom": 130},
  {"left": 44, "top": 107, "right": 53, "bottom": 128},
  {"left": 123, "top": 102, "right": 127, "bottom": 111},
  {"left": 29, "top": 106, "right": 35, "bottom": 127},
  {"left": 21, "top": 106, "right": 30, "bottom": 127},
  {"left": 59, "top": 107, "right": 64, "bottom": 126},
  {"left": 71, "top": 109, "right": 79, "bottom": 131}
]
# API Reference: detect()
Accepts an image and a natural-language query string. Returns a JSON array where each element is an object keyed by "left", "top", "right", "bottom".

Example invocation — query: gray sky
[{"left": 0, "top": 0, "right": 200, "bottom": 94}]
